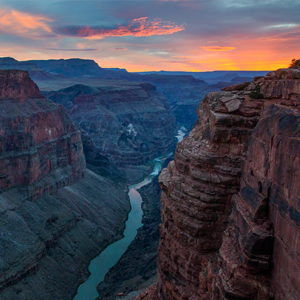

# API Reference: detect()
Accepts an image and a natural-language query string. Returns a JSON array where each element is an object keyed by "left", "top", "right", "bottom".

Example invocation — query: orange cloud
[
  {"left": 201, "top": 46, "right": 236, "bottom": 52},
  {"left": 0, "top": 8, "right": 53, "bottom": 37},
  {"left": 55, "top": 17, "right": 185, "bottom": 39}
]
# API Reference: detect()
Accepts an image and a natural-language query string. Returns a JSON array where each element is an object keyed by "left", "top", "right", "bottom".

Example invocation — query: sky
[{"left": 0, "top": 0, "right": 299, "bottom": 72}]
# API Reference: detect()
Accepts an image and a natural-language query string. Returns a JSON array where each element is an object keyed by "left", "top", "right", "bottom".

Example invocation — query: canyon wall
[
  {"left": 137, "top": 67, "right": 300, "bottom": 300},
  {"left": 0, "top": 70, "right": 129, "bottom": 300},
  {"left": 44, "top": 83, "right": 176, "bottom": 179}
]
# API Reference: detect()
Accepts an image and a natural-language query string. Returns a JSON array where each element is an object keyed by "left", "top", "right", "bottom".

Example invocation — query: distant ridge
[
  {"left": 0, "top": 57, "right": 269, "bottom": 83},
  {"left": 0, "top": 57, "right": 58, "bottom": 80},
  {"left": 136, "top": 70, "right": 270, "bottom": 79}
]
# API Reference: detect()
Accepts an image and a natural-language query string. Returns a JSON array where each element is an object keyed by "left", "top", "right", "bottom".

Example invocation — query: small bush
[
  {"left": 290, "top": 58, "right": 300, "bottom": 68},
  {"left": 249, "top": 85, "right": 264, "bottom": 99}
]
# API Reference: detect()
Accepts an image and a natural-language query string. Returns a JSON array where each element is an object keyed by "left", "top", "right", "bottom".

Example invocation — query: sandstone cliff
[
  {"left": 136, "top": 67, "right": 300, "bottom": 300},
  {"left": 0, "top": 70, "right": 129, "bottom": 300}
]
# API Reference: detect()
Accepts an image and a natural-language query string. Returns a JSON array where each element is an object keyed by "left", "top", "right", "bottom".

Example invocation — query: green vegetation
[
  {"left": 249, "top": 85, "right": 264, "bottom": 99},
  {"left": 290, "top": 58, "right": 300, "bottom": 68}
]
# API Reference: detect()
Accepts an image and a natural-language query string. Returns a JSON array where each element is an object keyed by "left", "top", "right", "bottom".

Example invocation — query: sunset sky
[{"left": 0, "top": 0, "right": 299, "bottom": 72}]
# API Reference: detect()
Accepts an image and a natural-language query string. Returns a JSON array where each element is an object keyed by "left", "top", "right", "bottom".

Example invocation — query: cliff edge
[{"left": 136, "top": 67, "right": 300, "bottom": 300}]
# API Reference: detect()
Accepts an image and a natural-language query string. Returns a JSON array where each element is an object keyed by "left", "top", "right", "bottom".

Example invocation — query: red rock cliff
[
  {"left": 0, "top": 69, "right": 42, "bottom": 102},
  {"left": 137, "top": 67, "right": 300, "bottom": 300}
]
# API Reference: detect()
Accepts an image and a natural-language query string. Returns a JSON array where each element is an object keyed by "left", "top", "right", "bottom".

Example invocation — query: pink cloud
[
  {"left": 54, "top": 17, "right": 185, "bottom": 39},
  {"left": 0, "top": 8, "right": 53, "bottom": 38}
]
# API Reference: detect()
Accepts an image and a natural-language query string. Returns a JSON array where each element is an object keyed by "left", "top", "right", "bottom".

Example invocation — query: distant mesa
[
  {"left": 0, "top": 57, "right": 137, "bottom": 80},
  {"left": 0, "top": 57, "right": 60, "bottom": 81},
  {"left": 27, "top": 58, "right": 103, "bottom": 77}
]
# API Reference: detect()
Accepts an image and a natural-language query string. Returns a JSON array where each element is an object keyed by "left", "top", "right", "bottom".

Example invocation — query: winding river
[{"left": 74, "top": 128, "right": 186, "bottom": 300}]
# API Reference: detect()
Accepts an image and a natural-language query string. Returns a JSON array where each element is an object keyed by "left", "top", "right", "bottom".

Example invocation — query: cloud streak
[
  {"left": 53, "top": 17, "right": 185, "bottom": 39},
  {"left": 201, "top": 46, "right": 237, "bottom": 51},
  {"left": 43, "top": 48, "right": 99, "bottom": 51}
]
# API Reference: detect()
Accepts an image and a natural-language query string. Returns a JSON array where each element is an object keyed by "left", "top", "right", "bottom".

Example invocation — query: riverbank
[
  {"left": 96, "top": 130, "right": 186, "bottom": 299},
  {"left": 73, "top": 156, "right": 169, "bottom": 300},
  {"left": 96, "top": 175, "right": 163, "bottom": 299}
]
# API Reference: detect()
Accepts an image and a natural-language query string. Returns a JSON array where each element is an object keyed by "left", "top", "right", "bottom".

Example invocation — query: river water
[
  {"left": 74, "top": 128, "right": 186, "bottom": 300},
  {"left": 176, "top": 126, "right": 187, "bottom": 142}
]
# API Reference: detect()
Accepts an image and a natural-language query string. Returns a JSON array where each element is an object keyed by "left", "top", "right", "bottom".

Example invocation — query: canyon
[
  {"left": 0, "top": 57, "right": 266, "bottom": 132},
  {"left": 1, "top": 59, "right": 293, "bottom": 300},
  {"left": 136, "top": 67, "right": 300, "bottom": 299},
  {"left": 0, "top": 70, "right": 130, "bottom": 300},
  {"left": 0, "top": 67, "right": 179, "bottom": 300}
]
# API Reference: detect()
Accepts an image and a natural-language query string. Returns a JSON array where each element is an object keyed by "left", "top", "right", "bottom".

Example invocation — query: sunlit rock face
[
  {"left": 0, "top": 70, "right": 129, "bottom": 300},
  {"left": 136, "top": 68, "right": 300, "bottom": 300}
]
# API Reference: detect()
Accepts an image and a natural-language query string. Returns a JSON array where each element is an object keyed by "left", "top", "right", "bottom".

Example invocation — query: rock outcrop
[
  {"left": 0, "top": 70, "right": 129, "bottom": 300},
  {"left": 0, "top": 69, "right": 42, "bottom": 102},
  {"left": 138, "top": 67, "right": 300, "bottom": 300}
]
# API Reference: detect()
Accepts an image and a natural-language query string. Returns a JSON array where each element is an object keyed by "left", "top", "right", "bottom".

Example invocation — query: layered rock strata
[
  {"left": 0, "top": 70, "right": 129, "bottom": 300},
  {"left": 0, "top": 69, "right": 41, "bottom": 102},
  {"left": 44, "top": 83, "right": 176, "bottom": 173},
  {"left": 138, "top": 67, "right": 300, "bottom": 299}
]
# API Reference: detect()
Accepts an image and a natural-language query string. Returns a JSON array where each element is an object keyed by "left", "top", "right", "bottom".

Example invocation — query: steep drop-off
[
  {"left": 137, "top": 67, "right": 300, "bottom": 300},
  {"left": 0, "top": 70, "right": 129, "bottom": 300}
]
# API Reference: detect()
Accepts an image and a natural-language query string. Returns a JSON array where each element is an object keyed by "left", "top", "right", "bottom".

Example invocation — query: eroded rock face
[
  {"left": 239, "top": 104, "right": 300, "bottom": 299},
  {"left": 0, "top": 71, "right": 85, "bottom": 194},
  {"left": 0, "top": 71, "right": 129, "bottom": 300},
  {"left": 157, "top": 90, "right": 265, "bottom": 299},
  {"left": 44, "top": 83, "right": 176, "bottom": 171},
  {"left": 143, "top": 69, "right": 300, "bottom": 300}
]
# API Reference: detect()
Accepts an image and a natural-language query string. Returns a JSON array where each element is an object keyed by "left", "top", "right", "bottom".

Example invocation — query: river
[
  {"left": 175, "top": 126, "right": 187, "bottom": 142},
  {"left": 73, "top": 128, "right": 186, "bottom": 300}
]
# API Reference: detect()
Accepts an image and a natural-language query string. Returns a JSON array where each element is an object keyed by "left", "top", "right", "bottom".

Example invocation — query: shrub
[
  {"left": 249, "top": 85, "right": 264, "bottom": 99},
  {"left": 290, "top": 58, "right": 300, "bottom": 68}
]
